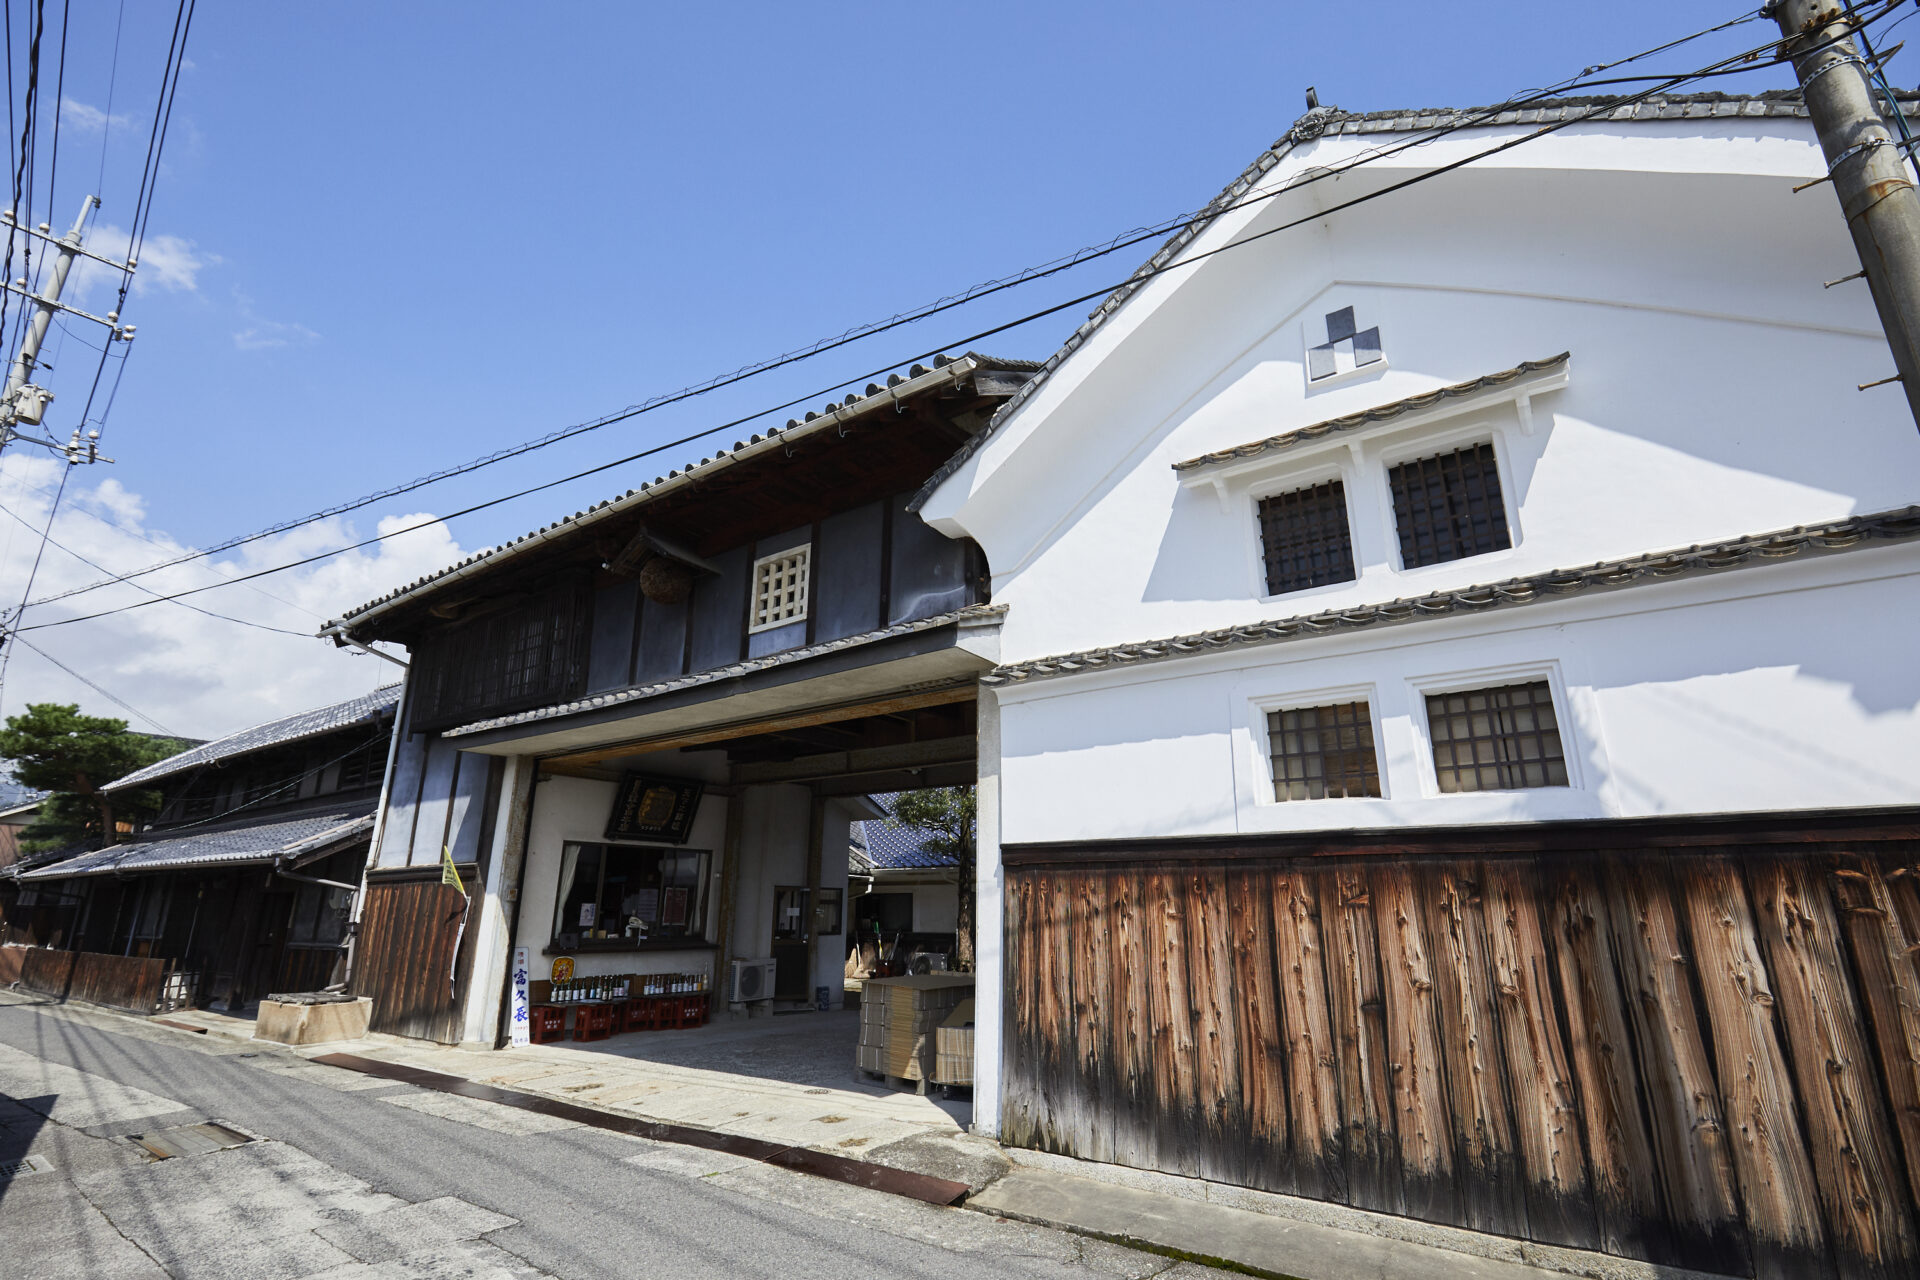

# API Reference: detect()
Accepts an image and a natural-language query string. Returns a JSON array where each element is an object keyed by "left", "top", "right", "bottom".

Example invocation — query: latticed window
[
  {"left": 1267, "top": 700, "right": 1381, "bottom": 801},
  {"left": 407, "top": 576, "right": 593, "bottom": 733},
  {"left": 749, "top": 546, "right": 810, "bottom": 632},
  {"left": 338, "top": 742, "right": 386, "bottom": 791},
  {"left": 1257, "top": 480, "right": 1356, "bottom": 595},
  {"left": 1388, "top": 442, "right": 1511, "bottom": 568},
  {"left": 1425, "top": 680, "right": 1568, "bottom": 792}
]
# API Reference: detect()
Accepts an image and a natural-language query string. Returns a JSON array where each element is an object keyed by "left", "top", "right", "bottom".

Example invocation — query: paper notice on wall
[
  {"left": 579, "top": 902, "right": 597, "bottom": 928},
  {"left": 509, "top": 947, "right": 531, "bottom": 1048},
  {"left": 635, "top": 888, "right": 659, "bottom": 922},
  {"left": 661, "top": 887, "right": 687, "bottom": 927}
]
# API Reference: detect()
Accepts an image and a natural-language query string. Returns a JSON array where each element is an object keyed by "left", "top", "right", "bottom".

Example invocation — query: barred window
[
  {"left": 337, "top": 742, "right": 387, "bottom": 791},
  {"left": 1267, "top": 701, "right": 1381, "bottom": 801},
  {"left": 749, "top": 546, "right": 810, "bottom": 633},
  {"left": 1258, "top": 480, "right": 1356, "bottom": 595},
  {"left": 1388, "top": 442, "right": 1511, "bottom": 568},
  {"left": 1425, "top": 681, "right": 1568, "bottom": 792}
]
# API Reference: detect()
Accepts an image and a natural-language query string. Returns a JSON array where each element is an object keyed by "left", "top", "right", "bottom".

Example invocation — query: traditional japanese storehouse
[
  {"left": 915, "top": 93, "right": 1920, "bottom": 1279},
  {"left": 320, "top": 354, "right": 1033, "bottom": 1045},
  {"left": 11, "top": 686, "right": 397, "bottom": 1007}
]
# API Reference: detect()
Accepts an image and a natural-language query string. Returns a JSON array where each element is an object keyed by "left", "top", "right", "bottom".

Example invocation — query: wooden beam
[
  {"left": 541, "top": 683, "right": 978, "bottom": 770},
  {"left": 731, "top": 735, "right": 976, "bottom": 786}
]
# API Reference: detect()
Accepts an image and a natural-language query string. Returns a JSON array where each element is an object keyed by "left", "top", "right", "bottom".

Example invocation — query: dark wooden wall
[
  {"left": 1005, "top": 841, "right": 1920, "bottom": 1280},
  {"left": 0, "top": 943, "right": 172, "bottom": 1012},
  {"left": 352, "top": 863, "right": 481, "bottom": 1042}
]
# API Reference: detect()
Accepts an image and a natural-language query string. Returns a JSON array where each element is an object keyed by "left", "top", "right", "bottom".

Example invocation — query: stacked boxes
[
  {"left": 934, "top": 998, "right": 975, "bottom": 1086},
  {"left": 857, "top": 974, "right": 972, "bottom": 1081}
]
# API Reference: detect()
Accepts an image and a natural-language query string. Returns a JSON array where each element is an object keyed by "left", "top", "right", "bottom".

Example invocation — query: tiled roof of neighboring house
[
  {"left": 906, "top": 90, "right": 1916, "bottom": 514},
  {"left": 16, "top": 801, "right": 377, "bottom": 881},
  {"left": 1170, "top": 354, "right": 1570, "bottom": 473},
  {"left": 440, "top": 603, "right": 1007, "bottom": 738},
  {"left": 105, "top": 685, "right": 400, "bottom": 794},
  {"left": 322, "top": 353, "right": 1041, "bottom": 637},
  {"left": 0, "top": 772, "right": 46, "bottom": 811},
  {"left": 854, "top": 793, "right": 960, "bottom": 871},
  {"left": 984, "top": 506, "right": 1920, "bottom": 687}
]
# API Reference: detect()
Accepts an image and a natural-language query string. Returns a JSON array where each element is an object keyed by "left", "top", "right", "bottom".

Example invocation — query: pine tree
[
  {"left": 887, "top": 786, "right": 976, "bottom": 971},
  {"left": 0, "top": 704, "right": 190, "bottom": 852}
]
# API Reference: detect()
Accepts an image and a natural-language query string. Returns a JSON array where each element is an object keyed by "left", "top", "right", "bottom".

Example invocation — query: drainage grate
[
  {"left": 132, "top": 1122, "right": 255, "bottom": 1161},
  {"left": 0, "top": 1156, "right": 45, "bottom": 1179}
]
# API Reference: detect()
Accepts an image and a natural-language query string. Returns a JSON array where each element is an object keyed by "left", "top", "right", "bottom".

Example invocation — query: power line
[
  {"left": 16, "top": 18, "right": 1799, "bottom": 615},
  {"left": 0, "top": 498, "right": 311, "bottom": 635},
  {"left": 12, "top": 4, "right": 1886, "bottom": 639},
  {"left": 6, "top": 628, "right": 175, "bottom": 734},
  {"left": 13, "top": 7, "right": 1873, "bottom": 638}
]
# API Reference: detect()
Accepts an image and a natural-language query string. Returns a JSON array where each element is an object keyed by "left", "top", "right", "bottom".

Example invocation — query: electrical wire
[
  {"left": 158, "top": 724, "right": 389, "bottom": 832},
  {"left": 0, "top": 499, "right": 311, "bottom": 635},
  {"left": 6, "top": 628, "right": 174, "bottom": 734},
  {"left": 95, "top": 0, "right": 122, "bottom": 196},
  {"left": 12, "top": 2, "right": 1906, "bottom": 638},
  {"left": 12, "top": 6, "right": 1811, "bottom": 613}
]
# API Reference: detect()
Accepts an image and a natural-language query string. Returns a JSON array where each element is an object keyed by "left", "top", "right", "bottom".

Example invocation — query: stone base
[{"left": 254, "top": 996, "right": 372, "bottom": 1045}]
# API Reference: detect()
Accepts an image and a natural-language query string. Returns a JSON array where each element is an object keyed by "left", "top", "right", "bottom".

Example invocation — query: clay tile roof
[{"left": 105, "top": 685, "right": 399, "bottom": 793}]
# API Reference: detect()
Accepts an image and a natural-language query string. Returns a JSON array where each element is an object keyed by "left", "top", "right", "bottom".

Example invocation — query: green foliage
[
  {"left": 0, "top": 704, "right": 189, "bottom": 852},
  {"left": 885, "top": 786, "right": 977, "bottom": 970},
  {"left": 886, "top": 786, "right": 975, "bottom": 857}
]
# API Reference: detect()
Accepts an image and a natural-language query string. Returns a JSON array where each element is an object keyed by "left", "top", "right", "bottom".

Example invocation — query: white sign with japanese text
[{"left": 509, "top": 947, "right": 530, "bottom": 1047}]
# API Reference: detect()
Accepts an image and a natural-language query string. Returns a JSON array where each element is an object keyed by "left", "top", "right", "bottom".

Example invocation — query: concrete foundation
[{"left": 254, "top": 997, "right": 372, "bottom": 1046}]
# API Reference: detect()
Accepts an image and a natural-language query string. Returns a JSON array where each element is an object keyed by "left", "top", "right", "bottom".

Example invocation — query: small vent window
[
  {"left": 1388, "top": 442, "right": 1511, "bottom": 568},
  {"left": 1258, "top": 480, "right": 1356, "bottom": 595},
  {"left": 1266, "top": 700, "right": 1381, "bottom": 801},
  {"left": 749, "top": 546, "right": 810, "bottom": 633},
  {"left": 1425, "top": 680, "right": 1568, "bottom": 793}
]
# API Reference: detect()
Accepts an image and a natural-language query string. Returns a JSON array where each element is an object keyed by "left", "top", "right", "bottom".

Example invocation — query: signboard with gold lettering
[{"left": 605, "top": 773, "right": 705, "bottom": 844}]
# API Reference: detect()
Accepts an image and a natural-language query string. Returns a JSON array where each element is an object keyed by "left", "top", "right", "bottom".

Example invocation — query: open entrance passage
[{"left": 503, "top": 686, "right": 980, "bottom": 1103}]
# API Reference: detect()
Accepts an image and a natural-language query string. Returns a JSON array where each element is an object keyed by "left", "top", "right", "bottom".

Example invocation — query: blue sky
[{"left": 0, "top": 2, "right": 1834, "bottom": 735}]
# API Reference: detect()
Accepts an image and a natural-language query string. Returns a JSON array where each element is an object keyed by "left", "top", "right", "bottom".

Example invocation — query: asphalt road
[{"left": 0, "top": 996, "right": 1221, "bottom": 1280}]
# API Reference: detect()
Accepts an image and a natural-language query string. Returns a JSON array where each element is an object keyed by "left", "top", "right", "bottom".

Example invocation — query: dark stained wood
[
  {"left": 1547, "top": 863, "right": 1667, "bottom": 1263},
  {"left": 1747, "top": 857, "right": 1918, "bottom": 1280},
  {"left": 1270, "top": 868, "right": 1341, "bottom": 1201},
  {"left": 1001, "top": 841, "right": 1920, "bottom": 1279},
  {"left": 1425, "top": 864, "right": 1527, "bottom": 1239},
  {"left": 1143, "top": 868, "right": 1201, "bottom": 1179},
  {"left": 1321, "top": 868, "right": 1400, "bottom": 1214},
  {"left": 13, "top": 946, "right": 169, "bottom": 1012},
  {"left": 1682, "top": 857, "right": 1827, "bottom": 1280},
  {"left": 1605, "top": 858, "right": 1749, "bottom": 1274},
  {"left": 1185, "top": 868, "right": 1245, "bottom": 1188},
  {"left": 1832, "top": 858, "right": 1920, "bottom": 1218},
  {"left": 1371, "top": 863, "right": 1456, "bottom": 1226},
  {"left": 1227, "top": 870, "right": 1289, "bottom": 1194},
  {"left": 1482, "top": 861, "right": 1596, "bottom": 1249},
  {"left": 353, "top": 869, "right": 478, "bottom": 1043}
]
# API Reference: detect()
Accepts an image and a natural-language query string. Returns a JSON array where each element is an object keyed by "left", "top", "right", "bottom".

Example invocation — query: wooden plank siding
[
  {"left": 351, "top": 864, "right": 480, "bottom": 1042},
  {"left": 1001, "top": 842, "right": 1920, "bottom": 1279},
  {"left": 0, "top": 943, "right": 171, "bottom": 1012}
]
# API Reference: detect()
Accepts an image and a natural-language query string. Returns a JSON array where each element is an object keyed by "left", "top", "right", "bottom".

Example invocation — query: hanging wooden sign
[{"left": 605, "top": 774, "right": 705, "bottom": 844}]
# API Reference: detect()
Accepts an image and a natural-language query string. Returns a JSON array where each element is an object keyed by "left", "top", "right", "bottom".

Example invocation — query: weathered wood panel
[
  {"left": 352, "top": 867, "right": 477, "bottom": 1043},
  {"left": 8, "top": 945, "right": 169, "bottom": 1012},
  {"left": 1004, "top": 841, "right": 1920, "bottom": 1279}
]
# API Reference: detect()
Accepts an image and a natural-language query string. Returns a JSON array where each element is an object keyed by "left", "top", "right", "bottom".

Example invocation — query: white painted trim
[
  {"left": 460, "top": 753, "right": 528, "bottom": 1047},
  {"left": 1403, "top": 659, "right": 1586, "bottom": 799},
  {"left": 1246, "top": 682, "right": 1388, "bottom": 805},
  {"left": 972, "top": 688, "right": 1004, "bottom": 1138},
  {"left": 747, "top": 545, "right": 812, "bottom": 635}
]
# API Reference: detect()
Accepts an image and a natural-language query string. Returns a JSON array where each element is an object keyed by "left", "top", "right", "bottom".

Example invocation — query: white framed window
[
  {"left": 749, "top": 546, "right": 811, "bottom": 633},
  {"left": 1407, "top": 661, "right": 1582, "bottom": 796},
  {"left": 1248, "top": 683, "right": 1389, "bottom": 805}
]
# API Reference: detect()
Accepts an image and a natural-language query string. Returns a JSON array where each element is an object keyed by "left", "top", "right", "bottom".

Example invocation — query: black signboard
[{"left": 605, "top": 774, "right": 705, "bottom": 844}]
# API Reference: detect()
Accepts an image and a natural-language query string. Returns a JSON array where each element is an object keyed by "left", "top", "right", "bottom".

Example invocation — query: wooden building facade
[{"left": 325, "top": 354, "right": 1032, "bottom": 1044}]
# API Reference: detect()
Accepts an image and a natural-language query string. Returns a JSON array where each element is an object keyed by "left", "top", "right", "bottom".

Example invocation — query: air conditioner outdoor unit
[{"left": 730, "top": 957, "right": 777, "bottom": 1003}]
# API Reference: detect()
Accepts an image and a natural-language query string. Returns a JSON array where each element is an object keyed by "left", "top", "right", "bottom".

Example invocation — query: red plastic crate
[
  {"left": 572, "top": 1002, "right": 615, "bottom": 1042},
  {"left": 621, "top": 997, "right": 657, "bottom": 1033},
  {"left": 529, "top": 1004, "right": 565, "bottom": 1045}
]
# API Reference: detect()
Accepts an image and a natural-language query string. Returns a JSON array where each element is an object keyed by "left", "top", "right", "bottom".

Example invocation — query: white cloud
[
  {"left": 231, "top": 290, "right": 319, "bottom": 351},
  {"left": 67, "top": 222, "right": 216, "bottom": 302},
  {"left": 0, "top": 452, "right": 465, "bottom": 739},
  {"left": 58, "top": 96, "right": 131, "bottom": 135}
]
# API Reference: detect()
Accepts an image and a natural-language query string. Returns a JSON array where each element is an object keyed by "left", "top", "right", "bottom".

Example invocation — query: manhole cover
[
  {"left": 132, "top": 1122, "right": 255, "bottom": 1160},
  {"left": 0, "top": 1156, "right": 45, "bottom": 1179}
]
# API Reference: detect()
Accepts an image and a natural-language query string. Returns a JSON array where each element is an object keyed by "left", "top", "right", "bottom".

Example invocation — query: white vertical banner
[{"left": 508, "top": 947, "right": 531, "bottom": 1047}]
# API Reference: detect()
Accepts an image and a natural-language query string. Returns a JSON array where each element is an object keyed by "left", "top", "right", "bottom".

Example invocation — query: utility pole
[
  {"left": 0, "top": 193, "right": 137, "bottom": 458},
  {"left": 1773, "top": 1, "right": 1920, "bottom": 430}
]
